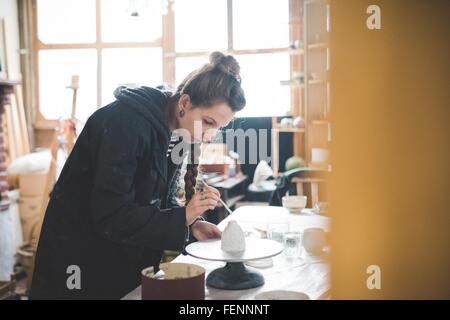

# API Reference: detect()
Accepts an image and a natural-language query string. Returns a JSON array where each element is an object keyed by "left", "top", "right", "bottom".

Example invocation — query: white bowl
[{"left": 282, "top": 195, "right": 307, "bottom": 213}]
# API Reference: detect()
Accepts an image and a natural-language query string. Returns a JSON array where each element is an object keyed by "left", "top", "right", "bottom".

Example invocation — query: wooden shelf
[
  {"left": 307, "top": 42, "right": 328, "bottom": 50},
  {"left": 305, "top": 0, "right": 329, "bottom": 5},
  {"left": 311, "top": 120, "right": 330, "bottom": 125},
  {"left": 280, "top": 79, "right": 304, "bottom": 87},
  {"left": 272, "top": 127, "right": 305, "bottom": 133},
  {"left": 288, "top": 48, "right": 305, "bottom": 55},
  {"left": 308, "top": 79, "right": 326, "bottom": 85}
]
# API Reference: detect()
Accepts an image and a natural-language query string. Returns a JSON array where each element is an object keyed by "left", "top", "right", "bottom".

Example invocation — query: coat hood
[{"left": 113, "top": 86, "right": 172, "bottom": 140}]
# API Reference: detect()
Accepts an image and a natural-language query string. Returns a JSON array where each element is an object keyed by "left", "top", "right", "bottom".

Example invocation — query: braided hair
[{"left": 183, "top": 143, "right": 201, "bottom": 204}]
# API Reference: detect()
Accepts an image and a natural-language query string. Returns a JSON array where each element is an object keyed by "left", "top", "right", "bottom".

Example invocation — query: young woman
[{"left": 30, "top": 52, "right": 246, "bottom": 299}]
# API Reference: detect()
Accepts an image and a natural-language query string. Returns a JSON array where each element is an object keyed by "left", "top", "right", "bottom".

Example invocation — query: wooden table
[{"left": 123, "top": 205, "right": 331, "bottom": 300}]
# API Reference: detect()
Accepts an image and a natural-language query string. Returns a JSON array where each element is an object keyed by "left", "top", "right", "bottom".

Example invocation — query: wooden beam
[
  {"left": 289, "top": 0, "right": 305, "bottom": 158},
  {"left": 31, "top": 0, "right": 40, "bottom": 127},
  {"left": 17, "top": 0, "right": 36, "bottom": 150},
  {"left": 227, "top": 0, "right": 234, "bottom": 50},
  {"left": 96, "top": 0, "right": 102, "bottom": 107},
  {"left": 1, "top": 19, "right": 9, "bottom": 79},
  {"left": 171, "top": 48, "right": 289, "bottom": 58},
  {"left": 162, "top": 0, "right": 175, "bottom": 85},
  {"left": 36, "top": 40, "right": 162, "bottom": 50}
]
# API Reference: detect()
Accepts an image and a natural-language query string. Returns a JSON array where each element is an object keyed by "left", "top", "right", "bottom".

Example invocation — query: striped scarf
[{"left": 166, "top": 135, "right": 183, "bottom": 158}]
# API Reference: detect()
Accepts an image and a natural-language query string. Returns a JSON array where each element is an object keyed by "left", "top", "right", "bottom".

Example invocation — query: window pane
[
  {"left": 175, "top": 56, "right": 209, "bottom": 85},
  {"left": 236, "top": 53, "right": 291, "bottom": 117},
  {"left": 176, "top": 54, "right": 290, "bottom": 117},
  {"left": 102, "top": 48, "right": 163, "bottom": 105},
  {"left": 39, "top": 49, "right": 97, "bottom": 120},
  {"left": 233, "top": 0, "right": 289, "bottom": 50},
  {"left": 101, "top": 0, "right": 162, "bottom": 43},
  {"left": 174, "top": 0, "right": 227, "bottom": 52},
  {"left": 37, "top": 0, "right": 95, "bottom": 44}
]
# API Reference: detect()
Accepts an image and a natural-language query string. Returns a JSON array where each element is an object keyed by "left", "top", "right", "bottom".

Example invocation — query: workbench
[{"left": 123, "top": 205, "right": 331, "bottom": 300}]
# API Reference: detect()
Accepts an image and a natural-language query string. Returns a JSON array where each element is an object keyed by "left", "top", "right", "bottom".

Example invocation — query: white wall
[{"left": 0, "top": 0, "right": 21, "bottom": 80}]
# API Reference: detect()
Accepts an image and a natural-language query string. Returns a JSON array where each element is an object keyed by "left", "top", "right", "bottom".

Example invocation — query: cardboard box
[
  {"left": 19, "top": 174, "right": 47, "bottom": 197},
  {"left": 200, "top": 143, "right": 232, "bottom": 175},
  {"left": 200, "top": 163, "right": 229, "bottom": 175},
  {"left": 18, "top": 196, "right": 43, "bottom": 242}
]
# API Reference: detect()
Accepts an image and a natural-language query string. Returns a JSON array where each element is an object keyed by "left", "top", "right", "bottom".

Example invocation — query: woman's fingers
[
  {"left": 193, "top": 197, "right": 219, "bottom": 212},
  {"left": 204, "top": 193, "right": 220, "bottom": 202},
  {"left": 212, "top": 228, "right": 222, "bottom": 239},
  {"left": 198, "top": 198, "right": 219, "bottom": 208},
  {"left": 204, "top": 185, "right": 221, "bottom": 198},
  {"left": 188, "top": 189, "right": 221, "bottom": 216},
  {"left": 197, "top": 190, "right": 220, "bottom": 202}
]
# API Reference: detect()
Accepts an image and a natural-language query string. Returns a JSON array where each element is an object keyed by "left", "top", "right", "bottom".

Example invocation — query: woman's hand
[
  {"left": 191, "top": 220, "right": 222, "bottom": 241},
  {"left": 185, "top": 185, "right": 221, "bottom": 225}
]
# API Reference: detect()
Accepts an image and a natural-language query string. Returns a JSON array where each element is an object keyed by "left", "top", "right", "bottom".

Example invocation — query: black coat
[{"left": 30, "top": 86, "right": 188, "bottom": 299}]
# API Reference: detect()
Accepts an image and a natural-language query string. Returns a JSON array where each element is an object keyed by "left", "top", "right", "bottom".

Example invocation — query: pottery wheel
[{"left": 185, "top": 238, "right": 283, "bottom": 290}]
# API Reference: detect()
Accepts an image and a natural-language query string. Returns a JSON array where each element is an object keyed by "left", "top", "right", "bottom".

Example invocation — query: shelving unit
[
  {"left": 270, "top": 0, "right": 306, "bottom": 175},
  {"left": 272, "top": 0, "right": 331, "bottom": 174},
  {"left": 271, "top": 116, "right": 306, "bottom": 175},
  {"left": 304, "top": 0, "right": 331, "bottom": 165}
]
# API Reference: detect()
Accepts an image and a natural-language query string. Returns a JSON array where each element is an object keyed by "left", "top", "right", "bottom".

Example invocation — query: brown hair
[{"left": 176, "top": 51, "right": 246, "bottom": 204}]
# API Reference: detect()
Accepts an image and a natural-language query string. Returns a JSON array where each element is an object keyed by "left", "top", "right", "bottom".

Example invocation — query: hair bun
[{"left": 209, "top": 51, "right": 241, "bottom": 82}]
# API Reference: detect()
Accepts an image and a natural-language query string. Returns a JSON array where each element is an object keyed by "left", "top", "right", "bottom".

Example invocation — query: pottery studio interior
[{"left": 0, "top": 0, "right": 449, "bottom": 303}]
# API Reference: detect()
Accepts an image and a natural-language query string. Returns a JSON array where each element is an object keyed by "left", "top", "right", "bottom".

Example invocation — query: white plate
[
  {"left": 301, "top": 250, "right": 329, "bottom": 263},
  {"left": 300, "top": 208, "right": 317, "bottom": 216},
  {"left": 245, "top": 258, "right": 273, "bottom": 269},
  {"left": 255, "top": 290, "right": 310, "bottom": 300},
  {"left": 185, "top": 238, "right": 284, "bottom": 263}
]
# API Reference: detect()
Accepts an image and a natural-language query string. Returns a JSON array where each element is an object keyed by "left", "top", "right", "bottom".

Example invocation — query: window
[
  {"left": 35, "top": 0, "right": 163, "bottom": 121},
  {"left": 38, "top": 49, "right": 97, "bottom": 120},
  {"left": 174, "top": 0, "right": 228, "bottom": 52},
  {"left": 174, "top": 0, "right": 291, "bottom": 117},
  {"left": 101, "top": 0, "right": 162, "bottom": 43},
  {"left": 236, "top": 53, "right": 291, "bottom": 117},
  {"left": 37, "top": 0, "right": 96, "bottom": 44},
  {"left": 175, "top": 56, "right": 209, "bottom": 85},
  {"left": 233, "top": 0, "right": 289, "bottom": 50},
  {"left": 33, "top": 0, "right": 294, "bottom": 121},
  {"left": 102, "top": 48, "right": 162, "bottom": 104}
]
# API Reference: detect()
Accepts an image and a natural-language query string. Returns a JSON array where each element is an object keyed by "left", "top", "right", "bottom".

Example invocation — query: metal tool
[{"left": 199, "top": 178, "right": 233, "bottom": 215}]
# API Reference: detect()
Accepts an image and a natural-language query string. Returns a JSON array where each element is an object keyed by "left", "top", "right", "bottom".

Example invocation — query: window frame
[{"left": 29, "top": 0, "right": 303, "bottom": 126}]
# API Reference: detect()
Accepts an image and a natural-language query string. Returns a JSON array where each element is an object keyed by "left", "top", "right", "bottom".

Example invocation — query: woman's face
[{"left": 177, "top": 94, "right": 235, "bottom": 143}]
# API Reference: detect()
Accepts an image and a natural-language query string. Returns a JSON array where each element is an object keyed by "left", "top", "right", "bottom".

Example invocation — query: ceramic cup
[{"left": 302, "top": 228, "right": 327, "bottom": 255}]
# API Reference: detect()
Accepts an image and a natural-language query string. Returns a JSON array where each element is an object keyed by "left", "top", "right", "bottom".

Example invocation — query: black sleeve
[{"left": 90, "top": 116, "right": 187, "bottom": 251}]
